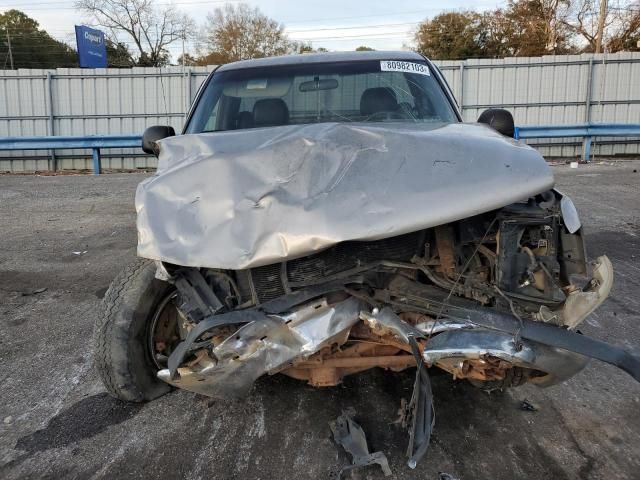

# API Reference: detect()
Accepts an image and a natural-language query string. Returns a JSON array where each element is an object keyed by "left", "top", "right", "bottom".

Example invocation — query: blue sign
[{"left": 75, "top": 25, "right": 107, "bottom": 68}]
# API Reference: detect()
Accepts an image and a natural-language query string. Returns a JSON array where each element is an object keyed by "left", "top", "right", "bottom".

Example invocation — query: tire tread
[{"left": 95, "top": 258, "right": 157, "bottom": 402}]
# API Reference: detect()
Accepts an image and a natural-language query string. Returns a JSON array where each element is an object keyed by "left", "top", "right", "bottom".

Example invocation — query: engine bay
[{"left": 200, "top": 189, "right": 589, "bottom": 323}]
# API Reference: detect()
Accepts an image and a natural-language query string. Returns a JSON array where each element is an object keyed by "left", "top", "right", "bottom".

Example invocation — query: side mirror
[
  {"left": 477, "top": 109, "right": 515, "bottom": 138},
  {"left": 142, "top": 125, "right": 176, "bottom": 156}
]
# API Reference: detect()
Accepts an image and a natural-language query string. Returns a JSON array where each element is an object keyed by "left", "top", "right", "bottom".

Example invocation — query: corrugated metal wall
[
  {"left": 1, "top": 53, "right": 639, "bottom": 172},
  {"left": 436, "top": 52, "right": 640, "bottom": 158},
  {"left": 0, "top": 66, "right": 214, "bottom": 171}
]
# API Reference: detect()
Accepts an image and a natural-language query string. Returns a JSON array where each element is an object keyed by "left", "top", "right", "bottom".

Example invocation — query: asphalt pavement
[{"left": 1, "top": 160, "right": 639, "bottom": 480}]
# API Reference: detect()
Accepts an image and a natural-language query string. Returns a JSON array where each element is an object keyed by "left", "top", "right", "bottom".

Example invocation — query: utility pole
[
  {"left": 595, "top": 0, "right": 608, "bottom": 54},
  {"left": 6, "top": 27, "right": 14, "bottom": 69},
  {"left": 181, "top": 33, "right": 185, "bottom": 73}
]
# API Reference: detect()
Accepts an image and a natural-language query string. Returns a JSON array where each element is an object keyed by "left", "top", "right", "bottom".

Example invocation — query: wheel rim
[{"left": 148, "top": 291, "right": 181, "bottom": 370}]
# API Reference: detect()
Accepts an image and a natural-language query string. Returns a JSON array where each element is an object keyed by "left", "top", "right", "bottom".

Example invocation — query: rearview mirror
[
  {"left": 142, "top": 125, "right": 176, "bottom": 156},
  {"left": 299, "top": 78, "right": 339, "bottom": 92},
  {"left": 477, "top": 109, "right": 515, "bottom": 138}
]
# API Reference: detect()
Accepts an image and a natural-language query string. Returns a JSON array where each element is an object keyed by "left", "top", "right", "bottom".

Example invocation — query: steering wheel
[{"left": 364, "top": 110, "right": 407, "bottom": 122}]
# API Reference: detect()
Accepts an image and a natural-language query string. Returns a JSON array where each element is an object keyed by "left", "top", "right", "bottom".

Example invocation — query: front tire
[{"left": 94, "top": 258, "right": 174, "bottom": 402}]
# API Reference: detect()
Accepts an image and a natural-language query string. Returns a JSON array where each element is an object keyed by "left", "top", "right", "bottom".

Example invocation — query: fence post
[
  {"left": 584, "top": 58, "right": 593, "bottom": 124},
  {"left": 186, "top": 69, "right": 193, "bottom": 117},
  {"left": 582, "top": 136, "right": 592, "bottom": 162},
  {"left": 458, "top": 62, "right": 465, "bottom": 114},
  {"left": 582, "top": 59, "right": 595, "bottom": 162},
  {"left": 92, "top": 148, "right": 101, "bottom": 175},
  {"left": 46, "top": 71, "right": 56, "bottom": 171}
]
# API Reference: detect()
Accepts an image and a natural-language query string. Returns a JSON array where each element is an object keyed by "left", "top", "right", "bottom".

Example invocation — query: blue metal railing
[
  {"left": 0, "top": 134, "right": 142, "bottom": 174},
  {"left": 1, "top": 123, "right": 639, "bottom": 174},
  {"left": 515, "top": 123, "right": 640, "bottom": 162}
]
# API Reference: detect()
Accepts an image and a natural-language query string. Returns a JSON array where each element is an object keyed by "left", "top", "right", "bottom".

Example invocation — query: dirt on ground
[{"left": 0, "top": 160, "right": 639, "bottom": 480}]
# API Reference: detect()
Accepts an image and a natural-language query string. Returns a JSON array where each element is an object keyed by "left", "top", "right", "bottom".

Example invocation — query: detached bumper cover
[
  {"left": 159, "top": 297, "right": 363, "bottom": 398},
  {"left": 160, "top": 292, "right": 640, "bottom": 399}
]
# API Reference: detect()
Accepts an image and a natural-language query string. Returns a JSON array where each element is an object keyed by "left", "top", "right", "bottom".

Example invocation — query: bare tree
[
  {"left": 539, "top": 0, "right": 573, "bottom": 52},
  {"left": 565, "top": 0, "right": 608, "bottom": 50},
  {"left": 75, "top": 0, "right": 194, "bottom": 66},
  {"left": 565, "top": 0, "right": 640, "bottom": 52},
  {"left": 203, "top": 3, "right": 296, "bottom": 64},
  {"left": 606, "top": 1, "right": 640, "bottom": 51}
]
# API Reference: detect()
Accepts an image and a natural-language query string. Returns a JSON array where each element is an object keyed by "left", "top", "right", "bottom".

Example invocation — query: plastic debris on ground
[
  {"left": 520, "top": 399, "right": 539, "bottom": 412},
  {"left": 329, "top": 408, "right": 392, "bottom": 478}
]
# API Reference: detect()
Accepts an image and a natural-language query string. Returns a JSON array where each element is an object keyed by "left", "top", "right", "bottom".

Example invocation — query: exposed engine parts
[{"left": 149, "top": 190, "right": 638, "bottom": 469}]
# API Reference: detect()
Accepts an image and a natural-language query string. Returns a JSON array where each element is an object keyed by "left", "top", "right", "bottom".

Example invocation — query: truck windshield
[{"left": 185, "top": 60, "right": 458, "bottom": 133}]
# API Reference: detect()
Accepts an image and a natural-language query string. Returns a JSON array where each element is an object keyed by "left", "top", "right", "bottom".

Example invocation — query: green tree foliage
[
  {"left": 415, "top": 1, "right": 639, "bottom": 59},
  {"left": 298, "top": 42, "right": 315, "bottom": 53},
  {"left": 415, "top": 6, "right": 575, "bottom": 59},
  {"left": 501, "top": 0, "right": 574, "bottom": 56},
  {"left": 0, "top": 10, "right": 140, "bottom": 69},
  {"left": 297, "top": 42, "right": 329, "bottom": 54},
  {"left": 0, "top": 10, "right": 77, "bottom": 68},
  {"left": 414, "top": 11, "right": 488, "bottom": 60},
  {"left": 355, "top": 46, "right": 375, "bottom": 51},
  {"left": 106, "top": 40, "right": 135, "bottom": 67},
  {"left": 176, "top": 52, "right": 198, "bottom": 66}
]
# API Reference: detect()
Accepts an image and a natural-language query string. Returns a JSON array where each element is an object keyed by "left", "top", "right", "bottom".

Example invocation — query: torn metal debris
[
  {"left": 406, "top": 335, "right": 435, "bottom": 469},
  {"left": 439, "top": 473, "right": 461, "bottom": 480},
  {"left": 330, "top": 408, "right": 392, "bottom": 478},
  {"left": 158, "top": 297, "right": 364, "bottom": 398}
]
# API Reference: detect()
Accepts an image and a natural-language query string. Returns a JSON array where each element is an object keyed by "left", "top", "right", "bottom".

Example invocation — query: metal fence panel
[
  {"left": 437, "top": 52, "right": 640, "bottom": 158},
  {"left": 1, "top": 53, "right": 639, "bottom": 172},
  {"left": 0, "top": 66, "right": 213, "bottom": 171}
]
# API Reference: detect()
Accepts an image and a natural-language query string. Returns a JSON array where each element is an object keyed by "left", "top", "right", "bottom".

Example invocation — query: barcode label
[{"left": 380, "top": 61, "right": 430, "bottom": 76}]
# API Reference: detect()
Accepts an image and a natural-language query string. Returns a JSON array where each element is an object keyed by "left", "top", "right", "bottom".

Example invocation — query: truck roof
[{"left": 216, "top": 51, "right": 427, "bottom": 72}]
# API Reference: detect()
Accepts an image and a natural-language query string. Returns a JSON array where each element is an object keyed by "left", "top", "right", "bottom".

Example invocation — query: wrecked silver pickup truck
[{"left": 96, "top": 51, "right": 639, "bottom": 469}]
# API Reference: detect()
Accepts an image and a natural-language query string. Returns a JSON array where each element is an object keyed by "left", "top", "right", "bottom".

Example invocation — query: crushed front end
[
  {"left": 135, "top": 123, "right": 638, "bottom": 469},
  {"left": 151, "top": 189, "right": 636, "bottom": 468}
]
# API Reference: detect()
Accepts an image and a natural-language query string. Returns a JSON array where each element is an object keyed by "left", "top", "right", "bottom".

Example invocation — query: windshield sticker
[{"left": 380, "top": 61, "right": 430, "bottom": 76}]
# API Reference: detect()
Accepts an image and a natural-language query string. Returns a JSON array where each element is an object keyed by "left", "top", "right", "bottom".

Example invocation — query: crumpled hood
[{"left": 136, "top": 122, "right": 554, "bottom": 269}]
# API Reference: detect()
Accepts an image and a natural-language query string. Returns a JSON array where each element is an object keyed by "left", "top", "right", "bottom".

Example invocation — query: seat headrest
[
  {"left": 253, "top": 98, "right": 289, "bottom": 127},
  {"left": 360, "top": 87, "right": 398, "bottom": 116},
  {"left": 236, "top": 111, "right": 254, "bottom": 129}
]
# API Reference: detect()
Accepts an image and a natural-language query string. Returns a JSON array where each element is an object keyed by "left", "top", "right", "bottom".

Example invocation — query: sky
[{"left": 0, "top": 0, "right": 505, "bottom": 60}]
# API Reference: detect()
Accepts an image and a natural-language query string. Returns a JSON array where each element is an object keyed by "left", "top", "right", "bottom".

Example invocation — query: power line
[
  {"left": 1, "top": 0, "right": 242, "bottom": 11},
  {"left": 4, "top": 21, "right": 415, "bottom": 41},
  {"left": 5, "top": 20, "right": 418, "bottom": 36},
  {"left": 286, "top": 21, "right": 420, "bottom": 34},
  {"left": 3, "top": 31, "right": 199, "bottom": 51},
  {"left": 1, "top": 49, "right": 76, "bottom": 54},
  {"left": 283, "top": 9, "right": 445, "bottom": 26},
  {"left": 1, "top": 3, "right": 430, "bottom": 50},
  {"left": 291, "top": 33, "right": 411, "bottom": 41}
]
